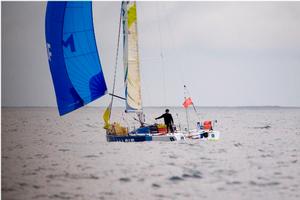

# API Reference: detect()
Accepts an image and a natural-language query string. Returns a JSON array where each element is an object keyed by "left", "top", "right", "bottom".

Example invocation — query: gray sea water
[{"left": 2, "top": 107, "right": 300, "bottom": 200}]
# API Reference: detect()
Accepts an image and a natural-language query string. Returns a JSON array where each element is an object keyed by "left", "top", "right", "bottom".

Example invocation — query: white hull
[
  {"left": 151, "top": 132, "right": 185, "bottom": 141},
  {"left": 106, "top": 132, "right": 185, "bottom": 142},
  {"left": 185, "top": 130, "right": 220, "bottom": 140}
]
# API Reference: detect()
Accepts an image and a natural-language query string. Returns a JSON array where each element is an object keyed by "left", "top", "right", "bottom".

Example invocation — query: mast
[
  {"left": 122, "top": 1, "right": 144, "bottom": 126},
  {"left": 184, "top": 85, "right": 190, "bottom": 132}
]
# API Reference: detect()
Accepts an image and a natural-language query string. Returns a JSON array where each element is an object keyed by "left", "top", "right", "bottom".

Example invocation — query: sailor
[{"left": 155, "top": 109, "right": 174, "bottom": 133}]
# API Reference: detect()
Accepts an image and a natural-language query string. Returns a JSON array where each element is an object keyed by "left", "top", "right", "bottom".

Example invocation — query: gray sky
[{"left": 2, "top": 1, "right": 300, "bottom": 107}]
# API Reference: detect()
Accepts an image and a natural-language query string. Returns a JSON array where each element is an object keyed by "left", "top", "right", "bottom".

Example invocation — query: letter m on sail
[{"left": 62, "top": 34, "right": 76, "bottom": 52}]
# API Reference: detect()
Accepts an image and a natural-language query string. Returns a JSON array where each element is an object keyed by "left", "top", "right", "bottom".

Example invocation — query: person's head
[{"left": 165, "top": 109, "right": 169, "bottom": 113}]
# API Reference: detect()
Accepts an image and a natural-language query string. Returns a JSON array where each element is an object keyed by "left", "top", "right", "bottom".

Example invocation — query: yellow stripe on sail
[
  {"left": 128, "top": 3, "right": 137, "bottom": 28},
  {"left": 103, "top": 105, "right": 111, "bottom": 129}
]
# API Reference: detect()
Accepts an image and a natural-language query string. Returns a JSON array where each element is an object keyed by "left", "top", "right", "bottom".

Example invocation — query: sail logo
[
  {"left": 46, "top": 43, "right": 52, "bottom": 61},
  {"left": 62, "top": 34, "right": 76, "bottom": 52}
]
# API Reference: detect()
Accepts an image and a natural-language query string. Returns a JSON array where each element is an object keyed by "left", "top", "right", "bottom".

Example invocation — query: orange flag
[{"left": 183, "top": 97, "right": 193, "bottom": 108}]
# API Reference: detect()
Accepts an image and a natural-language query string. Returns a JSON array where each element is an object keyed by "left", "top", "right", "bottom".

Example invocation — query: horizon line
[{"left": 2, "top": 105, "right": 300, "bottom": 109}]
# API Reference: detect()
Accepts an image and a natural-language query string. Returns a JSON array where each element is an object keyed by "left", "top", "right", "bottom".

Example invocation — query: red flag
[{"left": 183, "top": 97, "right": 193, "bottom": 108}]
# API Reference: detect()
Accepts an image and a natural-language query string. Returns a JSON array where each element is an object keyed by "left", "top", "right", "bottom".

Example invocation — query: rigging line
[
  {"left": 109, "top": 4, "right": 123, "bottom": 118},
  {"left": 156, "top": 2, "right": 167, "bottom": 108},
  {"left": 162, "top": 4, "right": 186, "bottom": 87},
  {"left": 108, "top": 93, "right": 126, "bottom": 101}
]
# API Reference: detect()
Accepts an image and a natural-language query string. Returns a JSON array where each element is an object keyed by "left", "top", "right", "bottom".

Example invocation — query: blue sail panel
[{"left": 45, "top": 1, "right": 107, "bottom": 116}]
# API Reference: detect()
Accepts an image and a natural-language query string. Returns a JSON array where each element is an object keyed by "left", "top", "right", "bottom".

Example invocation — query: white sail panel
[{"left": 122, "top": 1, "right": 142, "bottom": 112}]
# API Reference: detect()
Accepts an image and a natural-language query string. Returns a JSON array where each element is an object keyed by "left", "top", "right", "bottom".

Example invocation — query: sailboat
[
  {"left": 182, "top": 85, "right": 220, "bottom": 140},
  {"left": 45, "top": 1, "right": 185, "bottom": 142}
]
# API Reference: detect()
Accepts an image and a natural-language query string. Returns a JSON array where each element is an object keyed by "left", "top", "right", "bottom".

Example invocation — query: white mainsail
[{"left": 122, "top": 1, "right": 142, "bottom": 112}]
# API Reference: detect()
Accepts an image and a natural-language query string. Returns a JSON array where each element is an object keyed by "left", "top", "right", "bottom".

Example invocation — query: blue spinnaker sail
[{"left": 45, "top": 1, "right": 107, "bottom": 116}]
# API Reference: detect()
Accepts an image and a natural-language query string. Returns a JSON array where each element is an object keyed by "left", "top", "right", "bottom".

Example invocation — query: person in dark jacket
[{"left": 155, "top": 109, "right": 174, "bottom": 133}]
